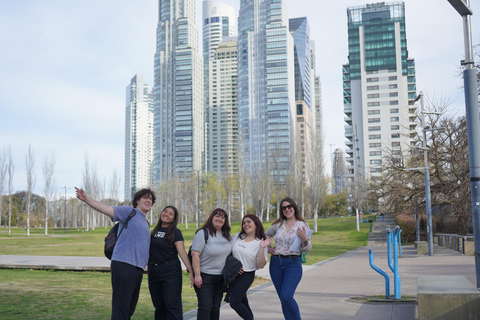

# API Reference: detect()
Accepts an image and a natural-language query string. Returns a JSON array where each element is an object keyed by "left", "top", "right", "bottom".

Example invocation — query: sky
[{"left": 0, "top": 0, "right": 478, "bottom": 199}]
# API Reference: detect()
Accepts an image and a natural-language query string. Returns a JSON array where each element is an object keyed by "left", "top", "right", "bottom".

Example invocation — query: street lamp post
[
  {"left": 407, "top": 92, "right": 444, "bottom": 256},
  {"left": 448, "top": 0, "right": 480, "bottom": 288}
]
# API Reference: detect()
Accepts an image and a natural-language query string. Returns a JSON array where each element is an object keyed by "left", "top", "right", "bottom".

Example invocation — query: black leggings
[{"left": 228, "top": 271, "right": 255, "bottom": 320}]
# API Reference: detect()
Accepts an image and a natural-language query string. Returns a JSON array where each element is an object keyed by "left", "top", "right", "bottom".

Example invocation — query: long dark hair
[
  {"left": 239, "top": 214, "right": 265, "bottom": 240},
  {"left": 151, "top": 205, "right": 179, "bottom": 243},
  {"left": 197, "top": 208, "right": 231, "bottom": 241},
  {"left": 272, "top": 197, "right": 307, "bottom": 227}
]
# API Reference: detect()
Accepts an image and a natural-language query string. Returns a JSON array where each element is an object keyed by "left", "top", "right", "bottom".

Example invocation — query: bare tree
[
  {"left": 237, "top": 136, "right": 249, "bottom": 219},
  {"left": 7, "top": 146, "right": 14, "bottom": 235},
  {"left": 25, "top": 145, "right": 36, "bottom": 236},
  {"left": 307, "top": 139, "right": 328, "bottom": 232},
  {"left": 0, "top": 148, "right": 7, "bottom": 228},
  {"left": 42, "top": 151, "right": 56, "bottom": 235}
]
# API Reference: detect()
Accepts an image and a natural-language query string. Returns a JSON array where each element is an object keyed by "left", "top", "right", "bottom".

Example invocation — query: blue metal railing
[
  {"left": 369, "top": 226, "right": 402, "bottom": 300},
  {"left": 368, "top": 248, "right": 390, "bottom": 299}
]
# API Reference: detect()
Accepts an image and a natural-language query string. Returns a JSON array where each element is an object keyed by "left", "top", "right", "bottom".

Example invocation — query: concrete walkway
[{"left": 0, "top": 244, "right": 476, "bottom": 320}]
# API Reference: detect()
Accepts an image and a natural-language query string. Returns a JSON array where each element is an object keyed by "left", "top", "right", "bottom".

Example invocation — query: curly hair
[{"left": 131, "top": 188, "right": 156, "bottom": 208}]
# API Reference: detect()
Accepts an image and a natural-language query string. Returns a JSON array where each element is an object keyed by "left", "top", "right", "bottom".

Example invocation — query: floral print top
[{"left": 265, "top": 220, "right": 312, "bottom": 256}]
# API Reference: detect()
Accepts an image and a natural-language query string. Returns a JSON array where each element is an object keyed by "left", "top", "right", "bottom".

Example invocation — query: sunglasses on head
[{"left": 282, "top": 204, "right": 293, "bottom": 211}]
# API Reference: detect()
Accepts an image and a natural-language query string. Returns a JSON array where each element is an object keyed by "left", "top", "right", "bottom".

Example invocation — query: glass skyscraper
[
  {"left": 343, "top": 1, "right": 417, "bottom": 181},
  {"left": 153, "top": 0, "right": 203, "bottom": 184},
  {"left": 125, "top": 74, "right": 154, "bottom": 200},
  {"left": 237, "top": 0, "right": 295, "bottom": 184},
  {"left": 203, "top": 1, "right": 236, "bottom": 172}
]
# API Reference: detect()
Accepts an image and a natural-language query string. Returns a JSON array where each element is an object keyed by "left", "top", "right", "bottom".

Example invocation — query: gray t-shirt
[
  {"left": 111, "top": 206, "right": 150, "bottom": 269},
  {"left": 191, "top": 229, "right": 232, "bottom": 275}
]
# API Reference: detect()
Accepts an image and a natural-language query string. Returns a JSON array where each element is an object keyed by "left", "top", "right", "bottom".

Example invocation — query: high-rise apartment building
[
  {"left": 332, "top": 148, "right": 346, "bottom": 194},
  {"left": 203, "top": 1, "right": 236, "bottom": 170},
  {"left": 208, "top": 38, "right": 238, "bottom": 176},
  {"left": 237, "top": 0, "right": 295, "bottom": 183},
  {"left": 343, "top": 2, "right": 416, "bottom": 182},
  {"left": 125, "top": 74, "right": 154, "bottom": 200},
  {"left": 153, "top": 0, "right": 203, "bottom": 184},
  {"left": 290, "top": 17, "right": 313, "bottom": 184}
]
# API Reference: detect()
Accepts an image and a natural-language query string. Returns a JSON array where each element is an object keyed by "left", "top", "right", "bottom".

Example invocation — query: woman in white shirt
[
  {"left": 265, "top": 197, "right": 311, "bottom": 320},
  {"left": 229, "top": 214, "right": 272, "bottom": 320}
]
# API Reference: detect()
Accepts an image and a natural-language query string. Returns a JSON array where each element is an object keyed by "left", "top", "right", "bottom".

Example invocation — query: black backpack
[
  {"left": 187, "top": 228, "right": 209, "bottom": 274},
  {"left": 104, "top": 208, "right": 136, "bottom": 260}
]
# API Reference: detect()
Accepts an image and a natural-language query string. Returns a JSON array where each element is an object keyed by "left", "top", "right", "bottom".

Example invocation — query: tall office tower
[
  {"left": 290, "top": 17, "right": 313, "bottom": 184},
  {"left": 208, "top": 38, "right": 238, "bottom": 176},
  {"left": 153, "top": 0, "right": 204, "bottom": 184},
  {"left": 237, "top": 0, "right": 295, "bottom": 184},
  {"left": 332, "top": 148, "right": 346, "bottom": 194},
  {"left": 343, "top": 2, "right": 416, "bottom": 182},
  {"left": 203, "top": 1, "right": 236, "bottom": 170},
  {"left": 313, "top": 75, "right": 323, "bottom": 155},
  {"left": 125, "top": 74, "right": 154, "bottom": 200}
]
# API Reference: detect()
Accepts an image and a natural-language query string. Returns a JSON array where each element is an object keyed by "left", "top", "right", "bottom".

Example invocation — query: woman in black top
[{"left": 148, "top": 206, "right": 193, "bottom": 320}]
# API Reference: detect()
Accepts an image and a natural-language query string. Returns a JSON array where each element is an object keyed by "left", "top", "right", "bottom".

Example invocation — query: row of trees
[{"left": 0, "top": 136, "right": 336, "bottom": 234}]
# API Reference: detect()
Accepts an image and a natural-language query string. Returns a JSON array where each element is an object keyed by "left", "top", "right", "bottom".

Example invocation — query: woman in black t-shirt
[{"left": 148, "top": 206, "right": 193, "bottom": 320}]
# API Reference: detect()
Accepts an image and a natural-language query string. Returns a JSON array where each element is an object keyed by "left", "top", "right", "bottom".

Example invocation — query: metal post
[
  {"left": 196, "top": 171, "right": 200, "bottom": 229},
  {"left": 398, "top": 229, "right": 403, "bottom": 258},
  {"left": 393, "top": 226, "right": 401, "bottom": 299},
  {"left": 387, "top": 229, "right": 394, "bottom": 273},
  {"left": 448, "top": 0, "right": 480, "bottom": 288},
  {"left": 420, "top": 93, "right": 434, "bottom": 256},
  {"left": 64, "top": 186, "right": 67, "bottom": 234},
  {"left": 368, "top": 248, "right": 390, "bottom": 299}
]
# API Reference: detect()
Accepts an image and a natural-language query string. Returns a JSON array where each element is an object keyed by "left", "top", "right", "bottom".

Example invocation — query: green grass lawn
[{"left": 0, "top": 215, "right": 374, "bottom": 319}]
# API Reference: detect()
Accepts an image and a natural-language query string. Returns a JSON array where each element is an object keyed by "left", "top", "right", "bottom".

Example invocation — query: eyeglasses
[
  {"left": 282, "top": 204, "right": 293, "bottom": 211},
  {"left": 214, "top": 214, "right": 226, "bottom": 220}
]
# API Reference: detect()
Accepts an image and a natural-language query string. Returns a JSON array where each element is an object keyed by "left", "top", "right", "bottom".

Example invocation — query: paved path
[{"left": 0, "top": 245, "right": 476, "bottom": 320}]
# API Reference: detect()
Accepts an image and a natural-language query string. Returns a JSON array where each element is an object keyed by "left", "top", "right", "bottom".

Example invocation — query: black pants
[
  {"left": 110, "top": 260, "right": 144, "bottom": 320},
  {"left": 148, "top": 259, "right": 183, "bottom": 320},
  {"left": 194, "top": 273, "right": 224, "bottom": 320},
  {"left": 228, "top": 271, "right": 255, "bottom": 320}
]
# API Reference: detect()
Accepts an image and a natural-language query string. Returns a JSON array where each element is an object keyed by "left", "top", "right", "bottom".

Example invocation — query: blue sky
[{"left": 0, "top": 0, "right": 478, "bottom": 199}]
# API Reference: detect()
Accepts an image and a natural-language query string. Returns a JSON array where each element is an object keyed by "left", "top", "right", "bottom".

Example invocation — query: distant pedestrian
[
  {"left": 228, "top": 214, "right": 272, "bottom": 319},
  {"left": 191, "top": 208, "right": 232, "bottom": 320},
  {"left": 148, "top": 205, "right": 194, "bottom": 320},
  {"left": 266, "top": 197, "right": 311, "bottom": 320},
  {"left": 75, "top": 187, "right": 155, "bottom": 320}
]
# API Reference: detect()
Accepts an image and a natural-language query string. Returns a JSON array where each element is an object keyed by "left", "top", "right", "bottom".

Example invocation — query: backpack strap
[
  {"left": 118, "top": 208, "right": 137, "bottom": 238},
  {"left": 203, "top": 228, "right": 209, "bottom": 243}
]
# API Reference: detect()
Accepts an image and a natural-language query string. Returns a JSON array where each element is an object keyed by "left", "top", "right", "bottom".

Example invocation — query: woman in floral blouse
[{"left": 265, "top": 197, "right": 311, "bottom": 320}]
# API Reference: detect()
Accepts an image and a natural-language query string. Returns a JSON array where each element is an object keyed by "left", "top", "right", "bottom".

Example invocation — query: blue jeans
[
  {"left": 269, "top": 255, "right": 303, "bottom": 320},
  {"left": 148, "top": 259, "right": 183, "bottom": 320},
  {"left": 194, "top": 273, "right": 224, "bottom": 320}
]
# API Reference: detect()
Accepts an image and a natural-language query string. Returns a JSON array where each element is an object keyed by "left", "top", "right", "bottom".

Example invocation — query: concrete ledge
[
  {"left": 464, "top": 240, "right": 475, "bottom": 256},
  {"left": 417, "top": 241, "right": 428, "bottom": 254},
  {"left": 414, "top": 240, "right": 426, "bottom": 249},
  {"left": 417, "top": 275, "right": 480, "bottom": 320}
]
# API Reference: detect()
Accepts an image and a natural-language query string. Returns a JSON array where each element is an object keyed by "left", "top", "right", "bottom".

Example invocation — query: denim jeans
[
  {"left": 269, "top": 255, "right": 303, "bottom": 320},
  {"left": 148, "top": 259, "right": 183, "bottom": 320},
  {"left": 194, "top": 273, "right": 224, "bottom": 320},
  {"left": 110, "top": 260, "right": 144, "bottom": 320}
]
